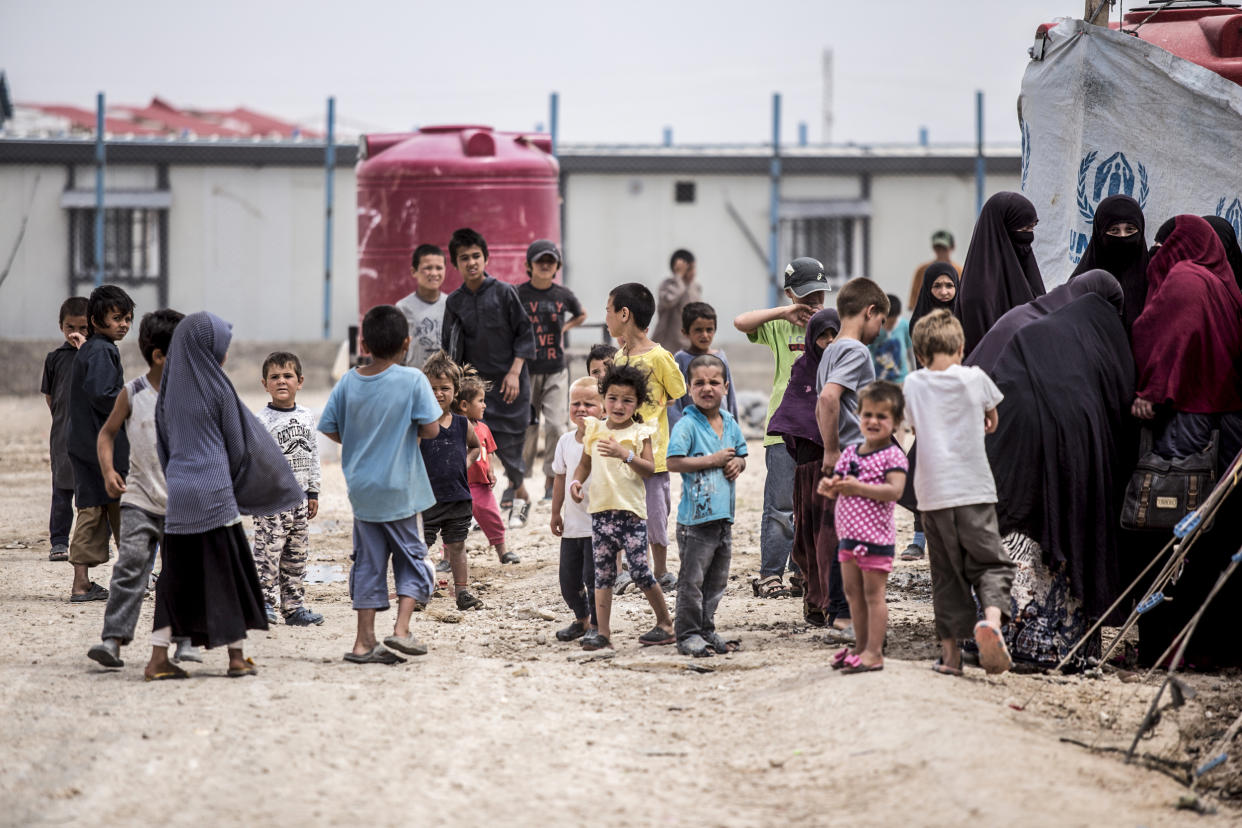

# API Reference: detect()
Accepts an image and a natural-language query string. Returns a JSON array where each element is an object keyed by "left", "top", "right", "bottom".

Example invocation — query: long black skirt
[{"left": 153, "top": 523, "right": 269, "bottom": 649}]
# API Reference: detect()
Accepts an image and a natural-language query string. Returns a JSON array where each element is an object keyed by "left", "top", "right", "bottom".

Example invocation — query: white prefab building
[
  {"left": 0, "top": 138, "right": 1019, "bottom": 344},
  {"left": 557, "top": 146, "right": 1021, "bottom": 343},
  {"left": 0, "top": 139, "right": 358, "bottom": 342}
]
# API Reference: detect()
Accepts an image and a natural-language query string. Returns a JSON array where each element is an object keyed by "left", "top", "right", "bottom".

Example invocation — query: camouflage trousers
[{"left": 252, "top": 503, "right": 310, "bottom": 615}]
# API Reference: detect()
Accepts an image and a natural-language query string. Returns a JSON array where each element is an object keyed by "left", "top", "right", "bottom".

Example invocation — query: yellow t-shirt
[
  {"left": 613, "top": 344, "right": 687, "bottom": 473},
  {"left": 583, "top": 417, "right": 657, "bottom": 517}
]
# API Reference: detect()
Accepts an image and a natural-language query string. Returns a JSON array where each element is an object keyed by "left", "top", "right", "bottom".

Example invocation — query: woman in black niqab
[
  {"left": 955, "top": 191, "right": 1046, "bottom": 356},
  {"left": 1070, "top": 195, "right": 1149, "bottom": 331}
]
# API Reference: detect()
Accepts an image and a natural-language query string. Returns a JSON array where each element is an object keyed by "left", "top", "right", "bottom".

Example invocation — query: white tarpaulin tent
[{"left": 1018, "top": 18, "right": 1242, "bottom": 288}]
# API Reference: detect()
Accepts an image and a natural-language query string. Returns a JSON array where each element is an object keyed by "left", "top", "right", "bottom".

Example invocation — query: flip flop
[
  {"left": 638, "top": 627, "right": 675, "bottom": 646},
  {"left": 227, "top": 657, "right": 258, "bottom": 678},
  {"left": 931, "top": 658, "right": 964, "bottom": 677},
  {"left": 839, "top": 653, "right": 884, "bottom": 674},
  {"left": 144, "top": 664, "right": 189, "bottom": 682},
  {"left": 830, "top": 646, "right": 853, "bottom": 669},
  {"left": 343, "top": 645, "right": 406, "bottom": 665},
  {"left": 383, "top": 634, "right": 428, "bottom": 656},
  {"left": 974, "top": 621, "right": 1012, "bottom": 675}
]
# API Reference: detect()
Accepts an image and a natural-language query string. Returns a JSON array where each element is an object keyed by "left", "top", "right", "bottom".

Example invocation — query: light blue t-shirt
[
  {"left": 318, "top": 365, "right": 443, "bottom": 523},
  {"left": 667, "top": 405, "right": 749, "bottom": 526}
]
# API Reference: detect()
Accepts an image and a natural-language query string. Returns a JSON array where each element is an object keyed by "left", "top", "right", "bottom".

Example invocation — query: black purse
[{"left": 1120, "top": 428, "right": 1218, "bottom": 531}]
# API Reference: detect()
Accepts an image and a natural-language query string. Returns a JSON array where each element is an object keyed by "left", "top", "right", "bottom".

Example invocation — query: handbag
[{"left": 1120, "top": 427, "right": 1218, "bottom": 531}]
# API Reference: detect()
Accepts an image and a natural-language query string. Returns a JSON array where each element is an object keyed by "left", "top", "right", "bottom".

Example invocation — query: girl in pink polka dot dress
[{"left": 818, "top": 380, "right": 909, "bottom": 674}]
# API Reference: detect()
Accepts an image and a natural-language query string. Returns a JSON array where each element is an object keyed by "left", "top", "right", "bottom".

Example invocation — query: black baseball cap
[
  {"left": 526, "top": 239, "right": 561, "bottom": 264},
  {"left": 783, "top": 257, "right": 829, "bottom": 297}
]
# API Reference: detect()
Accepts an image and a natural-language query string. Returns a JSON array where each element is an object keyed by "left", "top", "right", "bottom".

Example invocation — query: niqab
[
  {"left": 955, "top": 191, "right": 1046, "bottom": 355},
  {"left": 1070, "top": 195, "right": 1149, "bottom": 331},
  {"left": 1202, "top": 215, "right": 1242, "bottom": 294}
]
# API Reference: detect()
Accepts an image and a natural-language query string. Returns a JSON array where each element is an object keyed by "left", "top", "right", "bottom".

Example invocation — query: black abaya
[{"left": 1071, "top": 195, "right": 1149, "bottom": 331}]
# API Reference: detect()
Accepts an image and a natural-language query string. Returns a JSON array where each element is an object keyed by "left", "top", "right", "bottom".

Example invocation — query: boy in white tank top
[{"left": 87, "top": 310, "right": 202, "bottom": 673}]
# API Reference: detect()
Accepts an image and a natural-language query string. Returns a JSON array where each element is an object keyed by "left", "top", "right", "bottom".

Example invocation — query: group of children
[{"left": 44, "top": 227, "right": 1016, "bottom": 678}]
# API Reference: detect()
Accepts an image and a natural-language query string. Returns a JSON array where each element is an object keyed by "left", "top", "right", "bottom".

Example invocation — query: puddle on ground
[{"left": 305, "top": 564, "right": 347, "bottom": 584}]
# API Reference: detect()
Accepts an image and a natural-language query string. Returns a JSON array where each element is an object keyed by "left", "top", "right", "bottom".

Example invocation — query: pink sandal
[
  {"left": 830, "top": 646, "right": 852, "bottom": 669},
  {"left": 839, "top": 652, "right": 884, "bottom": 674}
]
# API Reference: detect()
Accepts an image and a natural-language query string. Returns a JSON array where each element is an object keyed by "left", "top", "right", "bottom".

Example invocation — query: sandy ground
[{"left": 1, "top": 390, "right": 1238, "bottom": 827}]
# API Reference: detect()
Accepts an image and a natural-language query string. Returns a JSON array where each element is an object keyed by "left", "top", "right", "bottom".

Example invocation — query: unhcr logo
[
  {"left": 1215, "top": 197, "right": 1242, "bottom": 239},
  {"left": 1069, "top": 150, "right": 1150, "bottom": 264}
]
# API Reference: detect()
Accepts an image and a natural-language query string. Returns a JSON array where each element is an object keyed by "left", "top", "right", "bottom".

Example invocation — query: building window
[
  {"left": 674, "top": 181, "right": 696, "bottom": 203},
  {"left": 780, "top": 216, "right": 858, "bottom": 287},
  {"left": 69, "top": 208, "right": 164, "bottom": 283}
]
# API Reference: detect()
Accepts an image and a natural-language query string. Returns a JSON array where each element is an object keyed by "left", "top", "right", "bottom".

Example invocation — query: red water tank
[
  {"left": 1112, "top": 1, "right": 1242, "bottom": 84},
  {"left": 355, "top": 125, "right": 560, "bottom": 315}
]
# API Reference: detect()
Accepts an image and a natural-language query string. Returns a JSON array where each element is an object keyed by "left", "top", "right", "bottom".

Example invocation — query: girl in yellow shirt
[{"left": 571, "top": 364, "right": 675, "bottom": 650}]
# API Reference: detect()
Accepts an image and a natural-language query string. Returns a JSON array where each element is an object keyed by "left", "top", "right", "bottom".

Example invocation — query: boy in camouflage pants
[{"left": 254, "top": 351, "right": 323, "bottom": 626}]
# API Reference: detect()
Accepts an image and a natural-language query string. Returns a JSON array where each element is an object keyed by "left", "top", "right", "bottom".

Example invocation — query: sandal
[
  {"left": 227, "top": 657, "right": 258, "bottom": 678},
  {"left": 839, "top": 653, "right": 883, "bottom": 674},
  {"left": 343, "top": 645, "right": 406, "bottom": 665},
  {"left": 751, "top": 574, "right": 790, "bottom": 599},
  {"left": 638, "top": 626, "right": 675, "bottom": 646},
  {"left": 556, "top": 620, "right": 588, "bottom": 642},
  {"left": 69, "top": 582, "right": 108, "bottom": 603},
  {"left": 787, "top": 574, "right": 805, "bottom": 598},
  {"left": 931, "top": 657, "right": 964, "bottom": 677},
  {"left": 703, "top": 632, "right": 740, "bottom": 654},
  {"left": 830, "top": 646, "right": 853, "bottom": 670},
  {"left": 581, "top": 632, "right": 612, "bottom": 651},
  {"left": 144, "top": 664, "right": 189, "bottom": 682},
  {"left": 974, "top": 621, "right": 1012, "bottom": 675},
  {"left": 455, "top": 590, "right": 485, "bottom": 611}
]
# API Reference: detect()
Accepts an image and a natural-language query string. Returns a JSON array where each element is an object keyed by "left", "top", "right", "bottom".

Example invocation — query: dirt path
[{"left": 0, "top": 393, "right": 1232, "bottom": 827}]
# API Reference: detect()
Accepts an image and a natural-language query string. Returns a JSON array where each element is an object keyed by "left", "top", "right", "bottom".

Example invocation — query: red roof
[{"left": 19, "top": 96, "right": 316, "bottom": 139}]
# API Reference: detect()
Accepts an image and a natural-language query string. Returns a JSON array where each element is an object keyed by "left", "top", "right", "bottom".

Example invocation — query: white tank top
[{"left": 122, "top": 375, "right": 167, "bottom": 515}]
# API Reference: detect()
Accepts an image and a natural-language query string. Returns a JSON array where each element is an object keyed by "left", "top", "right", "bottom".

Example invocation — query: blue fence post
[
  {"left": 768, "top": 93, "right": 782, "bottom": 307},
  {"left": 549, "top": 91, "right": 559, "bottom": 156},
  {"left": 975, "top": 90, "right": 985, "bottom": 216},
  {"left": 662, "top": 126, "right": 672, "bottom": 147},
  {"left": 323, "top": 96, "right": 335, "bottom": 340},
  {"left": 94, "top": 92, "right": 105, "bottom": 287}
]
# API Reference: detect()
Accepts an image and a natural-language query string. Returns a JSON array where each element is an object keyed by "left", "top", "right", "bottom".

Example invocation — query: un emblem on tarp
[
  {"left": 1020, "top": 120, "right": 1031, "bottom": 191},
  {"left": 1216, "top": 197, "right": 1242, "bottom": 239},
  {"left": 1069, "top": 150, "right": 1150, "bottom": 263}
]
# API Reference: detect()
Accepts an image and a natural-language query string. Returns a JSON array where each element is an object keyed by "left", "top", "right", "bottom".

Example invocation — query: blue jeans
[{"left": 760, "top": 445, "right": 799, "bottom": 578}]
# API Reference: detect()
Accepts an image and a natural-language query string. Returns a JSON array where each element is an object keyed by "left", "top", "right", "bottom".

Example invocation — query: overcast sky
[{"left": 2, "top": 0, "right": 1086, "bottom": 145}]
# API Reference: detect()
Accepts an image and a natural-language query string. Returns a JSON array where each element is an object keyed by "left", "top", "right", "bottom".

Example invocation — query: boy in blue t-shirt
[
  {"left": 666, "top": 354, "right": 748, "bottom": 658},
  {"left": 319, "top": 305, "right": 443, "bottom": 665}
]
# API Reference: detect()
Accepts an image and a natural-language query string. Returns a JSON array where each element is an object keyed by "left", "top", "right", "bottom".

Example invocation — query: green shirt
[{"left": 748, "top": 319, "right": 808, "bottom": 447}]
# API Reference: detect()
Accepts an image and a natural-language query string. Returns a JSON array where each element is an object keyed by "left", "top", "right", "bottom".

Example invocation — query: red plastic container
[
  {"left": 355, "top": 125, "right": 560, "bottom": 314},
  {"left": 1112, "top": 2, "right": 1242, "bottom": 85}
]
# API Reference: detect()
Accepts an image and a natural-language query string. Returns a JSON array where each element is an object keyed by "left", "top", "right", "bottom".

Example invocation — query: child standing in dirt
[
  {"left": 815, "top": 278, "right": 890, "bottom": 632},
  {"left": 455, "top": 374, "right": 516, "bottom": 567},
  {"left": 319, "top": 305, "right": 443, "bottom": 664},
  {"left": 570, "top": 363, "right": 675, "bottom": 650},
  {"left": 818, "top": 381, "right": 908, "bottom": 674},
  {"left": 42, "top": 296, "right": 88, "bottom": 562},
  {"left": 143, "top": 311, "right": 305, "bottom": 681},
  {"left": 87, "top": 309, "right": 202, "bottom": 669},
  {"left": 606, "top": 282, "right": 686, "bottom": 593},
  {"left": 421, "top": 351, "right": 500, "bottom": 614},
  {"left": 904, "top": 309, "right": 1014, "bottom": 676},
  {"left": 67, "top": 285, "right": 135, "bottom": 602},
  {"left": 550, "top": 376, "right": 604, "bottom": 642},
  {"left": 517, "top": 239, "right": 587, "bottom": 502},
  {"left": 252, "top": 351, "right": 323, "bottom": 627},
  {"left": 666, "top": 354, "right": 747, "bottom": 658},
  {"left": 732, "top": 258, "right": 830, "bottom": 599}
]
